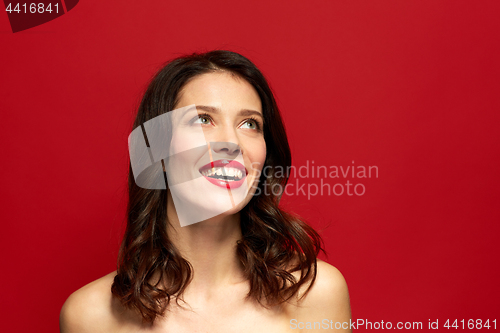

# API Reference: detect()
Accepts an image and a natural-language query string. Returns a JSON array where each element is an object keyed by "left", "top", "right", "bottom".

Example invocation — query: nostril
[{"left": 210, "top": 141, "right": 241, "bottom": 155}]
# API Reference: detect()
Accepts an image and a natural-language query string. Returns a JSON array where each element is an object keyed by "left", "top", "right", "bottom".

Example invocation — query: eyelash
[
  {"left": 243, "top": 117, "right": 262, "bottom": 131},
  {"left": 192, "top": 113, "right": 263, "bottom": 131}
]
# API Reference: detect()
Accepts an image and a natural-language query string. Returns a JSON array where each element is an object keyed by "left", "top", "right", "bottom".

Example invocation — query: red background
[{"left": 1, "top": 1, "right": 499, "bottom": 331}]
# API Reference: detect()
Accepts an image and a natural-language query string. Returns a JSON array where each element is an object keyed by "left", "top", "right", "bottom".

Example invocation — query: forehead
[{"left": 175, "top": 72, "right": 262, "bottom": 113}]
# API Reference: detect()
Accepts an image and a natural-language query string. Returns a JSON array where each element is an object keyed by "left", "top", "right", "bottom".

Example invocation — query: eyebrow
[{"left": 196, "top": 105, "right": 264, "bottom": 121}]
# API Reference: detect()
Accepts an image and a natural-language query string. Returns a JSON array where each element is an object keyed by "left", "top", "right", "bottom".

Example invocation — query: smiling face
[{"left": 166, "top": 71, "right": 267, "bottom": 226}]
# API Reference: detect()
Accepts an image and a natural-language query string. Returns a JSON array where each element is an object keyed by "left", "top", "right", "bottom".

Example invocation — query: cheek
[
  {"left": 248, "top": 139, "right": 267, "bottom": 172},
  {"left": 170, "top": 131, "right": 203, "bottom": 154},
  {"left": 258, "top": 142, "right": 267, "bottom": 166},
  {"left": 167, "top": 132, "right": 205, "bottom": 174}
]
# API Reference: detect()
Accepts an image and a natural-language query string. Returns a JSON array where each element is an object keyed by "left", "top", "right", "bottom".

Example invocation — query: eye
[
  {"left": 193, "top": 114, "right": 213, "bottom": 125},
  {"left": 240, "top": 118, "right": 261, "bottom": 130}
]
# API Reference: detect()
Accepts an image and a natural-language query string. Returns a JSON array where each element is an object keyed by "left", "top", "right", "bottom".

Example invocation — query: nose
[
  {"left": 210, "top": 141, "right": 241, "bottom": 156},
  {"left": 208, "top": 123, "right": 242, "bottom": 156}
]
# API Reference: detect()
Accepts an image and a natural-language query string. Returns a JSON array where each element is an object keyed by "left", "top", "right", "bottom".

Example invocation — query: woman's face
[{"left": 166, "top": 71, "right": 266, "bottom": 226}]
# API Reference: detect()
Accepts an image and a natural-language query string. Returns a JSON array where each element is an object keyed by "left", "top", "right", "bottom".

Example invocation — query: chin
[{"left": 169, "top": 176, "right": 254, "bottom": 227}]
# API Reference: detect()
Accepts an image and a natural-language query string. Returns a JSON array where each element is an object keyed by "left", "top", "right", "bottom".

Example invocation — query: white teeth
[{"left": 201, "top": 167, "right": 244, "bottom": 180}]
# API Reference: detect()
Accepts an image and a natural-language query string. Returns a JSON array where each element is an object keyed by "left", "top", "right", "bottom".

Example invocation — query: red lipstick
[{"left": 199, "top": 159, "right": 247, "bottom": 189}]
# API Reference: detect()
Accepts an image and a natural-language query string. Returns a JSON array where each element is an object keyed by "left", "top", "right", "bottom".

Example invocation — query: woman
[{"left": 60, "top": 50, "right": 351, "bottom": 332}]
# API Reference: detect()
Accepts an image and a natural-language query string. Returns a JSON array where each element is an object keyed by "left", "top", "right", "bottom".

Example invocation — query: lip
[{"left": 199, "top": 159, "right": 248, "bottom": 189}]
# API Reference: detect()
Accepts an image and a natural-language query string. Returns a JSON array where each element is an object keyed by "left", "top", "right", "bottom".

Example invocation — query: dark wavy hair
[{"left": 111, "top": 50, "right": 324, "bottom": 324}]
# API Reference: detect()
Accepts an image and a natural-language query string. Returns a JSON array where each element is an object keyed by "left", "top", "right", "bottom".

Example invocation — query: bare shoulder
[
  {"left": 302, "top": 260, "right": 350, "bottom": 305},
  {"left": 294, "top": 260, "right": 352, "bottom": 331},
  {"left": 59, "top": 271, "right": 121, "bottom": 333}
]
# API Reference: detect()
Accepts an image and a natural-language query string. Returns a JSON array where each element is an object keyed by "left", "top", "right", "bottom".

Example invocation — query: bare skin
[
  {"left": 60, "top": 260, "right": 350, "bottom": 333},
  {"left": 60, "top": 72, "right": 351, "bottom": 332}
]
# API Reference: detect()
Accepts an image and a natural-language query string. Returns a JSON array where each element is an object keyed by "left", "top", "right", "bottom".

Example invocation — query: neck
[{"left": 166, "top": 192, "right": 245, "bottom": 293}]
